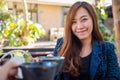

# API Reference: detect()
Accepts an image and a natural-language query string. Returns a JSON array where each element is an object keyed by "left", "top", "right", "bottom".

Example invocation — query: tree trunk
[{"left": 112, "top": 0, "right": 120, "bottom": 64}]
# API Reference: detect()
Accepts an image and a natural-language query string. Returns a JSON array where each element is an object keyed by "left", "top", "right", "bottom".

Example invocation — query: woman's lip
[{"left": 76, "top": 29, "right": 87, "bottom": 33}]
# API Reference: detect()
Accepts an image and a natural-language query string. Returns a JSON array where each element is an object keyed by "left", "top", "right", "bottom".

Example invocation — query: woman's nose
[{"left": 77, "top": 22, "right": 83, "bottom": 29}]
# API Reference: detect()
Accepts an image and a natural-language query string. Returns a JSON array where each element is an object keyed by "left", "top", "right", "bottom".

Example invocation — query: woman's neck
[
  {"left": 81, "top": 37, "right": 92, "bottom": 47},
  {"left": 80, "top": 38, "right": 92, "bottom": 57}
]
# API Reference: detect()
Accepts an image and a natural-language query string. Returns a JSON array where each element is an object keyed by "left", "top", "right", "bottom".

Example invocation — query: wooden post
[
  {"left": 22, "top": 0, "right": 28, "bottom": 36},
  {"left": 112, "top": 0, "right": 120, "bottom": 64}
]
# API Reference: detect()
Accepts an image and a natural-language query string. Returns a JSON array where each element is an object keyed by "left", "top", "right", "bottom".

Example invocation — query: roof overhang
[{"left": 7, "top": 0, "right": 95, "bottom": 6}]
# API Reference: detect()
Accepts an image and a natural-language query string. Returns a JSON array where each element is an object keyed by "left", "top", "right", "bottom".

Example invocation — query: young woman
[{"left": 53, "top": 1, "right": 120, "bottom": 80}]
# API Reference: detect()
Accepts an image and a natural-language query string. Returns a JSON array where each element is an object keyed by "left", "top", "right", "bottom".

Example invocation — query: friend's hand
[{"left": 0, "top": 61, "right": 20, "bottom": 80}]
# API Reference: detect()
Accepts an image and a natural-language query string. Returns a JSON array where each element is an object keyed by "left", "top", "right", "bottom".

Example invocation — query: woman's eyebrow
[
  {"left": 74, "top": 15, "right": 88, "bottom": 20},
  {"left": 72, "top": 15, "right": 88, "bottom": 21},
  {"left": 80, "top": 15, "right": 88, "bottom": 19}
]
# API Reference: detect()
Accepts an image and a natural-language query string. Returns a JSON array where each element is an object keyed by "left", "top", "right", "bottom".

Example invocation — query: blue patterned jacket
[{"left": 53, "top": 38, "right": 120, "bottom": 80}]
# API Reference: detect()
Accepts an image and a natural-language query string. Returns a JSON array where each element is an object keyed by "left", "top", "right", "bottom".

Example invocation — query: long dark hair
[{"left": 59, "top": 1, "right": 103, "bottom": 76}]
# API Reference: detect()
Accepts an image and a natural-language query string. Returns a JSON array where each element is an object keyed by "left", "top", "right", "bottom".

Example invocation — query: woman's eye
[{"left": 82, "top": 18, "right": 88, "bottom": 22}]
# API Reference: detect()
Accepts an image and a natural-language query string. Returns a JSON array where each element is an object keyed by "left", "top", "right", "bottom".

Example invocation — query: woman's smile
[{"left": 76, "top": 29, "right": 87, "bottom": 33}]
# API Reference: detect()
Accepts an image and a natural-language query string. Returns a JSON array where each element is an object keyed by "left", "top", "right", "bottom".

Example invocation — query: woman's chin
[{"left": 77, "top": 35, "right": 92, "bottom": 41}]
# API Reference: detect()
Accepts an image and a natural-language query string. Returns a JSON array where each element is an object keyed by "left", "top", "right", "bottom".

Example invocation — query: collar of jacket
[{"left": 90, "top": 39, "right": 101, "bottom": 80}]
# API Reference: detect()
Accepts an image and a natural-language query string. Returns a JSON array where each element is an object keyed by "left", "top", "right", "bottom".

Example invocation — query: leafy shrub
[
  {"left": 0, "top": 20, "right": 46, "bottom": 46},
  {"left": 96, "top": 0, "right": 113, "bottom": 41}
]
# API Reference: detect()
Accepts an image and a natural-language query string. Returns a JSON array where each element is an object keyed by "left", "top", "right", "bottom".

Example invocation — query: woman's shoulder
[
  {"left": 56, "top": 37, "right": 63, "bottom": 43},
  {"left": 92, "top": 40, "right": 115, "bottom": 51},
  {"left": 98, "top": 41, "right": 116, "bottom": 57},
  {"left": 99, "top": 41, "right": 115, "bottom": 49},
  {"left": 53, "top": 38, "right": 63, "bottom": 56},
  {"left": 56, "top": 37, "right": 63, "bottom": 47}
]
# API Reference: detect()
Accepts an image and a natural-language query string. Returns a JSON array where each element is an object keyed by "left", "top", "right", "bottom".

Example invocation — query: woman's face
[{"left": 71, "top": 7, "right": 93, "bottom": 40}]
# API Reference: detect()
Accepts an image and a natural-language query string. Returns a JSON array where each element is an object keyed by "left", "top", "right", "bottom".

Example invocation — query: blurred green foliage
[
  {"left": 96, "top": 0, "right": 114, "bottom": 41},
  {"left": 0, "top": 49, "right": 3, "bottom": 56},
  {"left": 0, "top": 0, "right": 10, "bottom": 21},
  {"left": 0, "top": 16, "right": 46, "bottom": 46},
  {"left": 0, "top": 0, "right": 6, "bottom": 7}
]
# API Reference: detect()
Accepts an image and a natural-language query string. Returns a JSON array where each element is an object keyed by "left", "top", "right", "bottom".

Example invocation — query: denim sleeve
[
  {"left": 104, "top": 42, "right": 120, "bottom": 80},
  {"left": 53, "top": 38, "right": 63, "bottom": 56}
]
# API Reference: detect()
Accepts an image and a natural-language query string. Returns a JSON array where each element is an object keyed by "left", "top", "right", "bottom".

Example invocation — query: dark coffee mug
[{"left": 18, "top": 61, "right": 57, "bottom": 80}]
